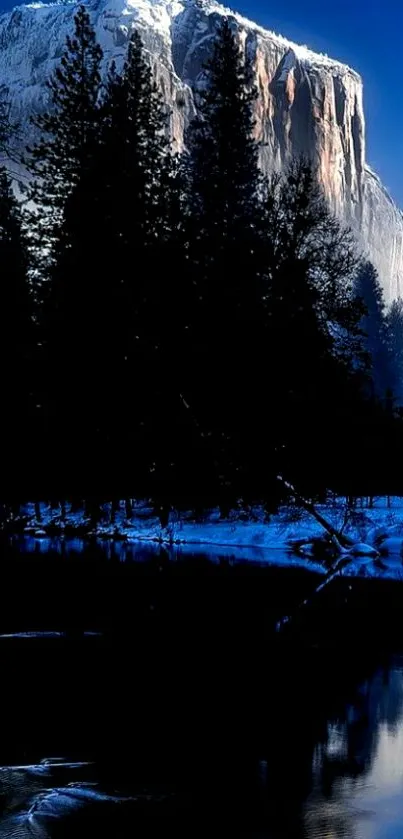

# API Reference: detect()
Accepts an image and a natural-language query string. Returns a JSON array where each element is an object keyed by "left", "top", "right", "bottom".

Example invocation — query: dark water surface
[{"left": 1, "top": 537, "right": 403, "bottom": 838}]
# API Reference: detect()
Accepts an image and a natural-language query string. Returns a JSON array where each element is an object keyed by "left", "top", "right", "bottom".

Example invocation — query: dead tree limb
[
  {"left": 275, "top": 551, "right": 353, "bottom": 633},
  {"left": 275, "top": 475, "right": 356, "bottom": 635},
  {"left": 277, "top": 475, "right": 354, "bottom": 550}
]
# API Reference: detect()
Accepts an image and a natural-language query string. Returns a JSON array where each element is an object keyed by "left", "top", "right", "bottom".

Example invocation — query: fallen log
[
  {"left": 276, "top": 476, "right": 379, "bottom": 634},
  {"left": 277, "top": 475, "right": 354, "bottom": 550}
]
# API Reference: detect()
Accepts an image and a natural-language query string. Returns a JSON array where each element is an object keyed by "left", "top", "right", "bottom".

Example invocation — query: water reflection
[
  {"left": 4, "top": 532, "right": 323, "bottom": 570},
  {"left": 5, "top": 533, "right": 160, "bottom": 561},
  {"left": 5, "top": 649, "right": 400, "bottom": 839},
  {"left": 304, "top": 657, "right": 403, "bottom": 838},
  {"left": 1, "top": 538, "right": 403, "bottom": 838}
]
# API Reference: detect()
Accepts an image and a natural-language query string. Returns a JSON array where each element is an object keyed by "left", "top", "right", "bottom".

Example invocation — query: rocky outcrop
[
  {"left": 362, "top": 166, "right": 403, "bottom": 300},
  {"left": 0, "top": 0, "right": 401, "bottom": 302}
]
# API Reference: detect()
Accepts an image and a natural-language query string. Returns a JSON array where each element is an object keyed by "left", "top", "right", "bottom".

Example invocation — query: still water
[
  {"left": 304, "top": 657, "right": 403, "bottom": 839},
  {"left": 0, "top": 539, "right": 403, "bottom": 838}
]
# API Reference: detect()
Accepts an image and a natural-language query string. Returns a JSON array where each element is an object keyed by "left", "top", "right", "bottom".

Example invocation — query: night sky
[{"left": 0, "top": 0, "right": 401, "bottom": 205}]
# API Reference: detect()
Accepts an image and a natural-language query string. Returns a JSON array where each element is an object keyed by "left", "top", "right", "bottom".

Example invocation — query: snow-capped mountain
[{"left": 1, "top": 0, "right": 402, "bottom": 301}]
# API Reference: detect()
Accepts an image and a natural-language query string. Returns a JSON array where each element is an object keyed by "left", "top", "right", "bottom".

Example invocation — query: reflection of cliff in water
[
  {"left": 302, "top": 655, "right": 403, "bottom": 838},
  {"left": 217, "top": 649, "right": 403, "bottom": 838}
]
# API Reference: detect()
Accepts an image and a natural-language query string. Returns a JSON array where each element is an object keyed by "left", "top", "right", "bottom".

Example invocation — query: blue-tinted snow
[{"left": 12, "top": 498, "right": 403, "bottom": 579}]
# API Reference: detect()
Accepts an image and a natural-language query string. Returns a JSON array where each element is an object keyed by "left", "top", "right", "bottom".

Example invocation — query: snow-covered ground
[{"left": 8, "top": 497, "right": 403, "bottom": 580}]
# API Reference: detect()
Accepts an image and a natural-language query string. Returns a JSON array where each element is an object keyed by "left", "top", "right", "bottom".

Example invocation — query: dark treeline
[{"left": 2, "top": 5, "right": 403, "bottom": 513}]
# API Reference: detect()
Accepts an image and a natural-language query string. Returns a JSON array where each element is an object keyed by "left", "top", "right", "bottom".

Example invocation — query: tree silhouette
[
  {"left": 355, "top": 260, "right": 394, "bottom": 399},
  {"left": 182, "top": 17, "right": 268, "bottom": 508},
  {"left": 0, "top": 167, "right": 35, "bottom": 487},
  {"left": 24, "top": 4, "right": 103, "bottom": 277},
  {"left": 387, "top": 297, "right": 403, "bottom": 405}
]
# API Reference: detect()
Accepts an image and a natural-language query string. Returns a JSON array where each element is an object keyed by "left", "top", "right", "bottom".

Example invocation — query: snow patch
[
  {"left": 7, "top": 497, "right": 403, "bottom": 580},
  {"left": 194, "top": 0, "right": 359, "bottom": 76}
]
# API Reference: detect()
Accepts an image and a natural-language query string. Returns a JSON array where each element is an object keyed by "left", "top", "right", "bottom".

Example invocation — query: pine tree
[
  {"left": 355, "top": 260, "right": 394, "bottom": 399},
  {"left": 186, "top": 18, "right": 260, "bottom": 215},
  {"left": 185, "top": 18, "right": 263, "bottom": 311},
  {"left": 22, "top": 5, "right": 103, "bottom": 493},
  {"left": 387, "top": 298, "right": 403, "bottom": 405},
  {"left": 262, "top": 160, "right": 366, "bottom": 494},
  {"left": 88, "top": 32, "right": 195, "bottom": 501},
  {"left": 182, "top": 17, "right": 267, "bottom": 507},
  {"left": 42, "top": 29, "right": 180, "bottom": 496},
  {"left": 24, "top": 4, "right": 103, "bottom": 272},
  {"left": 0, "top": 168, "right": 33, "bottom": 381},
  {"left": 263, "top": 160, "right": 364, "bottom": 366},
  {"left": 91, "top": 31, "right": 175, "bottom": 374},
  {"left": 0, "top": 168, "right": 34, "bottom": 476},
  {"left": 98, "top": 33, "right": 171, "bottom": 252}
]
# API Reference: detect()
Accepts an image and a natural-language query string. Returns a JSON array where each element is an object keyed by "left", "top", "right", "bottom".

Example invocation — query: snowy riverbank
[{"left": 7, "top": 497, "right": 403, "bottom": 580}]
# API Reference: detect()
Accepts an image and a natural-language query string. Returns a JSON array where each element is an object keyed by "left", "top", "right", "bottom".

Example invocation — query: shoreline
[{"left": 2, "top": 497, "right": 403, "bottom": 579}]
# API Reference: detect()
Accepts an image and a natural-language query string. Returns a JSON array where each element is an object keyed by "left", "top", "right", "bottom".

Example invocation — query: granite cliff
[{"left": 0, "top": 0, "right": 402, "bottom": 301}]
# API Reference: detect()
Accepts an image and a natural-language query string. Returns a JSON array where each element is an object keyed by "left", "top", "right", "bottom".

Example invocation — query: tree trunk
[
  {"left": 277, "top": 476, "right": 353, "bottom": 550},
  {"left": 85, "top": 499, "right": 100, "bottom": 527},
  {"left": 275, "top": 476, "right": 379, "bottom": 636},
  {"left": 276, "top": 551, "right": 353, "bottom": 634},
  {"left": 111, "top": 499, "right": 119, "bottom": 525}
]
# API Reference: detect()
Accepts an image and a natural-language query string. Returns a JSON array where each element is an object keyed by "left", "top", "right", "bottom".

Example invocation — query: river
[{"left": 0, "top": 538, "right": 403, "bottom": 837}]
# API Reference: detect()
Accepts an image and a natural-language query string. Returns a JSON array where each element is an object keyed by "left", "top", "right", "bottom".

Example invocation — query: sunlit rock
[{"left": 0, "top": 0, "right": 401, "bottom": 300}]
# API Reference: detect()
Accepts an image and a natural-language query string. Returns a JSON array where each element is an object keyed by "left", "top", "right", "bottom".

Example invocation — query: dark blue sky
[{"left": 1, "top": 0, "right": 401, "bottom": 204}]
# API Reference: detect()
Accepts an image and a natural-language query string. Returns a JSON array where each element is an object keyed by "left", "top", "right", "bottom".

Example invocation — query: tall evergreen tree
[
  {"left": 24, "top": 4, "right": 103, "bottom": 272},
  {"left": 42, "top": 29, "right": 180, "bottom": 496},
  {"left": 354, "top": 260, "right": 394, "bottom": 399},
  {"left": 263, "top": 161, "right": 364, "bottom": 364},
  {"left": 98, "top": 33, "right": 171, "bottom": 253},
  {"left": 0, "top": 168, "right": 33, "bottom": 382},
  {"left": 90, "top": 31, "right": 177, "bottom": 379},
  {"left": 22, "top": 5, "right": 103, "bottom": 494},
  {"left": 262, "top": 160, "right": 366, "bottom": 494},
  {"left": 182, "top": 17, "right": 268, "bottom": 507},
  {"left": 186, "top": 18, "right": 261, "bottom": 226},
  {"left": 86, "top": 31, "right": 199, "bottom": 503},
  {"left": 387, "top": 297, "right": 403, "bottom": 405},
  {"left": 0, "top": 168, "right": 35, "bottom": 482}
]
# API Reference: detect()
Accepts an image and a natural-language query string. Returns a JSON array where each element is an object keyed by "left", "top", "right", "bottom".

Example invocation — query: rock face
[{"left": 1, "top": 0, "right": 402, "bottom": 301}]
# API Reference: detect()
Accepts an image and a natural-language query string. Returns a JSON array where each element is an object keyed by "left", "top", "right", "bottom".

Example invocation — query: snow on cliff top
[
  {"left": 197, "top": 0, "right": 358, "bottom": 76},
  {"left": 18, "top": 0, "right": 359, "bottom": 79}
]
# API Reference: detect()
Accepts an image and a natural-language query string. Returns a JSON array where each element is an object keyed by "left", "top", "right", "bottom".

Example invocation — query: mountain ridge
[{"left": 1, "top": 0, "right": 402, "bottom": 301}]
